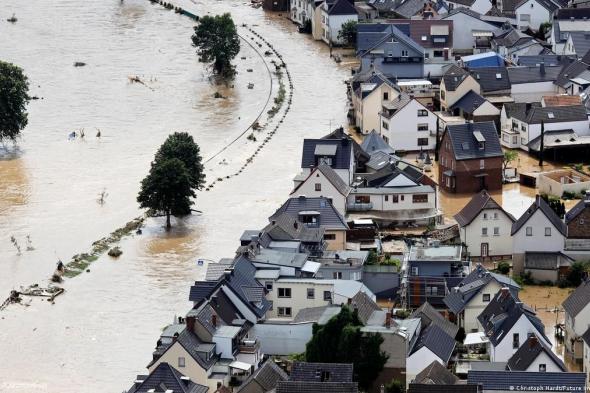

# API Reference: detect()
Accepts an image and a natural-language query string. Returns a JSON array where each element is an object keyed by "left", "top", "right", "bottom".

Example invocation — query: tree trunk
[{"left": 166, "top": 210, "right": 171, "bottom": 230}]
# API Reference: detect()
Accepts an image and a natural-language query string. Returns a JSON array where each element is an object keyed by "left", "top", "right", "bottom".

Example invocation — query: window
[
  {"left": 178, "top": 357, "right": 186, "bottom": 368},
  {"left": 512, "top": 120, "right": 518, "bottom": 131},
  {"left": 307, "top": 288, "right": 315, "bottom": 299},
  {"left": 521, "top": 137, "right": 527, "bottom": 145},
  {"left": 417, "top": 138, "right": 429, "bottom": 146},
  {"left": 401, "top": 50, "right": 409, "bottom": 57},
  {"left": 323, "top": 291, "right": 332, "bottom": 301},
  {"left": 385, "top": 195, "right": 389, "bottom": 202},
  {"left": 417, "top": 124, "right": 429, "bottom": 131},
  {"left": 545, "top": 227, "right": 551, "bottom": 236},
  {"left": 383, "top": 92, "right": 389, "bottom": 101},
  {"left": 520, "top": 13, "right": 530, "bottom": 22},
  {"left": 321, "top": 370, "right": 331, "bottom": 382},
  {"left": 526, "top": 227, "right": 532, "bottom": 236},
  {"left": 333, "top": 271, "right": 343, "bottom": 279},
  {"left": 421, "top": 35, "right": 427, "bottom": 41},
  {"left": 417, "top": 109, "right": 428, "bottom": 117},
  {"left": 382, "top": 121, "right": 389, "bottom": 130},
  {"left": 278, "top": 307, "right": 292, "bottom": 317},
  {"left": 413, "top": 194, "right": 428, "bottom": 203},
  {"left": 401, "top": 195, "right": 405, "bottom": 201},
  {"left": 483, "top": 213, "right": 488, "bottom": 220},
  {"left": 521, "top": 124, "right": 526, "bottom": 132},
  {"left": 482, "top": 227, "right": 488, "bottom": 236},
  {"left": 494, "top": 212, "right": 498, "bottom": 219},
  {"left": 494, "top": 227, "right": 500, "bottom": 236},
  {"left": 392, "top": 194, "right": 399, "bottom": 203},
  {"left": 265, "top": 281, "right": 273, "bottom": 291},
  {"left": 426, "top": 286, "right": 438, "bottom": 295},
  {"left": 513, "top": 333, "right": 520, "bottom": 349},
  {"left": 319, "top": 157, "right": 332, "bottom": 166},
  {"left": 480, "top": 159, "right": 485, "bottom": 169},
  {"left": 441, "top": 90, "right": 445, "bottom": 100},
  {"left": 278, "top": 288, "right": 292, "bottom": 298},
  {"left": 483, "top": 294, "right": 491, "bottom": 302},
  {"left": 324, "top": 233, "right": 336, "bottom": 240},
  {"left": 411, "top": 266, "right": 419, "bottom": 275},
  {"left": 581, "top": 218, "right": 585, "bottom": 225},
  {"left": 433, "top": 50, "right": 444, "bottom": 57},
  {"left": 355, "top": 195, "right": 370, "bottom": 204},
  {"left": 539, "top": 364, "right": 546, "bottom": 372},
  {"left": 315, "top": 183, "right": 321, "bottom": 191}
]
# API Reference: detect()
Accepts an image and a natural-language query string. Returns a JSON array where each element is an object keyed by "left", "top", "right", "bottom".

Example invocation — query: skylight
[
  {"left": 462, "top": 142, "right": 469, "bottom": 150},
  {"left": 495, "top": 73, "right": 502, "bottom": 79},
  {"left": 421, "top": 35, "right": 427, "bottom": 41},
  {"left": 547, "top": 112, "right": 555, "bottom": 119}
]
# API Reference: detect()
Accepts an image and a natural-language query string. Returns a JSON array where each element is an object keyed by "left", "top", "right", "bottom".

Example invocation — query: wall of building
[
  {"left": 461, "top": 208, "right": 514, "bottom": 258},
  {"left": 251, "top": 322, "right": 314, "bottom": 355},
  {"left": 291, "top": 170, "right": 347, "bottom": 216},
  {"left": 443, "top": 13, "right": 496, "bottom": 50},
  {"left": 362, "top": 267, "right": 400, "bottom": 298},
  {"left": 568, "top": 207, "right": 590, "bottom": 239},
  {"left": 515, "top": 0, "right": 550, "bottom": 31},
  {"left": 440, "top": 75, "right": 480, "bottom": 110},
  {"left": 348, "top": 190, "right": 436, "bottom": 212},
  {"left": 323, "top": 13, "right": 358, "bottom": 45},
  {"left": 360, "top": 83, "right": 401, "bottom": 135},
  {"left": 525, "top": 267, "right": 559, "bottom": 283},
  {"left": 266, "top": 280, "right": 334, "bottom": 319},
  {"left": 523, "top": 349, "right": 564, "bottom": 372},
  {"left": 382, "top": 99, "right": 437, "bottom": 151},
  {"left": 527, "top": 120, "right": 590, "bottom": 146},
  {"left": 538, "top": 174, "right": 590, "bottom": 198},
  {"left": 511, "top": 81, "right": 558, "bottom": 103},
  {"left": 491, "top": 314, "right": 551, "bottom": 362},
  {"left": 512, "top": 209, "right": 566, "bottom": 255},
  {"left": 149, "top": 343, "right": 209, "bottom": 386},
  {"left": 462, "top": 280, "right": 504, "bottom": 332},
  {"left": 325, "top": 229, "right": 346, "bottom": 250},
  {"left": 406, "top": 348, "right": 443, "bottom": 385}
]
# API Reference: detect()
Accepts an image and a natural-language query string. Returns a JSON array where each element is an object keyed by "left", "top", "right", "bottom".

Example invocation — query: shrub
[
  {"left": 497, "top": 261, "right": 510, "bottom": 275},
  {"left": 395, "top": 309, "right": 410, "bottom": 319}
]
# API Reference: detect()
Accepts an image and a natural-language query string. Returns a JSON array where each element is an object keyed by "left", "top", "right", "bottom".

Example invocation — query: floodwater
[{"left": 0, "top": 1, "right": 349, "bottom": 391}]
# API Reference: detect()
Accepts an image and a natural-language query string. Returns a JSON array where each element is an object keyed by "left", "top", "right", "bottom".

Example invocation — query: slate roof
[
  {"left": 270, "top": 196, "right": 349, "bottom": 230},
  {"left": 565, "top": 197, "right": 590, "bottom": 223},
  {"left": 518, "top": 54, "right": 571, "bottom": 67},
  {"left": 562, "top": 279, "right": 590, "bottom": 317},
  {"left": 556, "top": 57, "right": 590, "bottom": 89},
  {"left": 393, "top": 0, "right": 435, "bottom": 18},
  {"left": 127, "top": 363, "right": 209, "bottom": 393},
  {"left": 477, "top": 288, "right": 549, "bottom": 347},
  {"left": 236, "top": 360, "right": 288, "bottom": 392},
  {"left": 189, "top": 280, "right": 221, "bottom": 303},
  {"left": 444, "top": 121, "right": 503, "bottom": 161},
  {"left": 455, "top": 190, "right": 514, "bottom": 227},
  {"left": 262, "top": 212, "right": 325, "bottom": 243},
  {"left": 385, "top": 19, "right": 454, "bottom": 49},
  {"left": 277, "top": 381, "right": 359, "bottom": 393},
  {"left": 291, "top": 164, "right": 351, "bottom": 197},
  {"left": 357, "top": 23, "right": 425, "bottom": 57},
  {"left": 205, "top": 259, "right": 233, "bottom": 281},
  {"left": 568, "top": 31, "right": 590, "bottom": 57},
  {"left": 365, "top": 151, "right": 399, "bottom": 171},
  {"left": 408, "top": 385, "right": 480, "bottom": 393},
  {"left": 322, "top": 127, "right": 369, "bottom": 166},
  {"left": 555, "top": 7, "right": 590, "bottom": 20},
  {"left": 290, "top": 362, "right": 354, "bottom": 382},
  {"left": 469, "top": 67, "right": 511, "bottom": 92},
  {"left": 354, "top": 72, "right": 398, "bottom": 100},
  {"left": 520, "top": 105, "right": 587, "bottom": 125},
  {"left": 443, "top": 64, "right": 470, "bottom": 92},
  {"left": 467, "top": 370, "right": 586, "bottom": 391},
  {"left": 507, "top": 65, "right": 562, "bottom": 84},
  {"left": 450, "top": 90, "right": 488, "bottom": 114},
  {"left": 381, "top": 93, "right": 413, "bottom": 118},
  {"left": 409, "top": 323, "right": 456, "bottom": 363},
  {"left": 410, "top": 302, "right": 459, "bottom": 338},
  {"left": 301, "top": 139, "right": 352, "bottom": 170},
  {"left": 502, "top": 102, "right": 540, "bottom": 121},
  {"left": 413, "top": 360, "right": 459, "bottom": 385},
  {"left": 360, "top": 130, "right": 395, "bottom": 155},
  {"left": 511, "top": 195, "right": 567, "bottom": 236},
  {"left": 515, "top": 0, "right": 559, "bottom": 12},
  {"left": 506, "top": 334, "right": 566, "bottom": 371},
  {"left": 152, "top": 328, "right": 219, "bottom": 370},
  {"left": 326, "top": 0, "right": 358, "bottom": 15},
  {"left": 582, "top": 326, "right": 590, "bottom": 346},
  {"left": 350, "top": 291, "right": 382, "bottom": 325},
  {"left": 224, "top": 256, "right": 272, "bottom": 318}
]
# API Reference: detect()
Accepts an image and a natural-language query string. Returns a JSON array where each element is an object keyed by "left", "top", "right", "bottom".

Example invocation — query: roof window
[{"left": 547, "top": 112, "right": 555, "bottom": 119}]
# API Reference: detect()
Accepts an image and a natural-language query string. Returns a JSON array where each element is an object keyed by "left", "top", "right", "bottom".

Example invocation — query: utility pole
[{"left": 539, "top": 120, "right": 545, "bottom": 167}]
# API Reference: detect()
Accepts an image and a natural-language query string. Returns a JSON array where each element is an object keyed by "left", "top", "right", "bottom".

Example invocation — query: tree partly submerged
[
  {"left": 0, "top": 61, "right": 30, "bottom": 143},
  {"left": 191, "top": 13, "right": 240, "bottom": 79},
  {"left": 137, "top": 132, "right": 206, "bottom": 229}
]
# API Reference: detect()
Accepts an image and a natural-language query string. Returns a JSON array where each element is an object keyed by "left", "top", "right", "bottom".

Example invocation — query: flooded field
[{"left": 0, "top": 1, "right": 349, "bottom": 391}]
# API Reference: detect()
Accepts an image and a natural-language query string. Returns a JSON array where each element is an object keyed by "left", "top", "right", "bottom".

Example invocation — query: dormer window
[
  {"left": 319, "top": 156, "right": 332, "bottom": 165},
  {"left": 387, "top": 37, "right": 398, "bottom": 43}
]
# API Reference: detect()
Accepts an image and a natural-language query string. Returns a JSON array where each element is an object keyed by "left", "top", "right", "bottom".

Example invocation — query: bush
[
  {"left": 497, "top": 262, "right": 510, "bottom": 275},
  {"left": 384, "top": 379, "right": 405, "bottom": 393},
  {"left": 562, "top": 191, "right": 576, "bottom": 200},
  {"left": 395, "top": 309, "right": 410, "bottom": 319}
]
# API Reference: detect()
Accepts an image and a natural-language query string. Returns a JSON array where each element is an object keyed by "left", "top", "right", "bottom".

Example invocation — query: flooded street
[{"left": 0, "top": 1, "right": 349, "bottom": 391}]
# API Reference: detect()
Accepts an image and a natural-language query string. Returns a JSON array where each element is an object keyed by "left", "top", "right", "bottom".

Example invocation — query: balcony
[
  {"left": 238, "top": 339, "right": 260, "bottom": 354},
  {"left": 347, "top": 202, "right": 373, "bottom": 211}
]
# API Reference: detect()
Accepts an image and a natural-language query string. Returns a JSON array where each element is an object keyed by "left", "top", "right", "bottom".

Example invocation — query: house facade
[
  {"left": 440, "top": 65, "right": 481, "bottom": 111},
  {"left": 562, "top": 280, "right": 590, "bottom": 360},
  {"left": 514, "top": 0, "right": 556, "bottom": 31},
  {"left": 320, "top": 0, "right": 358, "bottom": 45},
  {"left": 351, "top": 70, "right": 401, "bottom": 134},
  {"left": 441, "top": 9, "right": 498, "bottom": 54},
  {"left": 564, "top": 194, "right": 590, "bottom": 259},
  {"left": 290, "top": 164, "right": 351, "bottom": 216}
]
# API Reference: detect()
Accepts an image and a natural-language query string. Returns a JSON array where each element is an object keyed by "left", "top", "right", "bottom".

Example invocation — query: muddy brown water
[{"left": 0, "top": 1, "right": 349, "bottom": 391}]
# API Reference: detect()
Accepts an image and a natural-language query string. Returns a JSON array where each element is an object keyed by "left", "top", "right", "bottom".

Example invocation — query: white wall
[
  {"left": 471, "top": 0, "right": 493, "bottom": 15},
  {"left": 382, "top": 99, "right": 437, "bottom": 151},
  {"left": 406, "top": 347, "right": 443, "bottom": 385},
  {"left": 527, "top": 119, "right": 590, "bottom": 144},
  {"left": 444, "top": 12, "right": 495, "bottom": 50},
  {"left": 266, "top": 280, "right": 334, "bottom": 319},
  {"left": 291, "top": 169, "right": 347, "bottom": 215},
  {"left": 441, "top": 75, "right": 480, "bottom": 110},
  {"left": 461, "top": 208, "right": 513, "bottom": 258},
  {"left": 512, "top": 209, "right": 565, "bottom": 254},
  {"left": 474, "top": 100, "right": 501, "bottom": 117},
  {"left": 523, "top": 349, "right": 564, "bottom": 372},
  {"left": 511, "top": 82, "right": 559, "bottom": 103},
  {"left": 357, "top": 83, "right": 400, "bottom": 135},
  {"left": 463, "top": 281, "right": 504, "bottom": 332},
  {"left": 515, "top": 0, "right": 550, "bottom": 30},
  {"left": 348, "top": 189, "right": 436, "bottom": 212},
  {"left": 570, "top": 302, "right": 590, "bottom": 337},
  {"left": 300, "top": 165, "right": 351, "bottom": 185},
  {"left": 322, "top": 12, "right": 358, "bottom": 45},
  {"left": 491, "top": 314, "right": 551, "bottom": 362}
]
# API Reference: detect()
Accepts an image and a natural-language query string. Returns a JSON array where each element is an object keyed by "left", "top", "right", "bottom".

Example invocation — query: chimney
[
  {"left": 180, "top": 376, "right": 190, "bottom": 385},
  {"left": 540, "top": 62, "right": 546, "bottom": 76},
  {"left": 212, "top": 314, "right": 217, "bottom": 328},
  {"left": 529, "top": 335, "right": 538, "bottom": 348},
  {"left": 186, "top": 315, "right": 196, "bottom": 333},
  {"left": 500, "top": 287, "right": 510, "bottom": 298},
  {"left": 385, "top": 312, "right": 392, "bottom": 328}
]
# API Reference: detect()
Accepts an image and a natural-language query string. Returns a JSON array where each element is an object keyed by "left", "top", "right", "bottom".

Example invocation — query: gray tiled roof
[
  {"left": 393, "top": 0, "right": 433, "bottom": 18},
  {"left": 301, "top": 139, "right": 352, "bottom": 170},
  {"left": 365, "top": 151, "right": 399, "bottom": 171},
  {"left": 236, "top": 360, "right": 288, "bottom": 392},
  {"left": 582, "top": 326, "right": 590, "bottom": 346},
  {"left": 291, "top": 362, "right": 354, "bottom": 382},
  {"left": 409, "top": 323, "right": 456, "bottom": 362},
  {"left": 408, "top": 384, "right": 479, "bottom": 393},
  {"left": 565, "top": 197, "right": 590, "bottom": 223},
  {"left": 410, "top": 302, "right": 459, "bottom": 338},
  {"left": 322, "top": 127, "right": 370, "bottom": 165},
  {"left": 562, "top": 279, "right": 590, "bottom": 317},
  {"left": 467, "top": 370, "right": 586, "bottom": 391},
  {"left": 277, "top": 381, "right": 359, "bottom": 393},
  {"left": 350, "top": 291, "right": 382, "bottom": 325},
  {"left": 360, "top": 130, "right": 395, "bottom": 155},
  {"left": 413, "top": 360, "right": 459, "bottom": 385},
  {"left": 326, "top": 0, "right": 358, "bottom": 15},
  {"left": 450, "top": 90, "right": 488, "bottom": 115},
  {"left": 445, "top": 121, "right": 503, "bottom": 161},
  {"left": 469, "top": 67, "right": 511, "bottom": 92},
  {"left": 263, "top": 212, "right": 325, "bottom": 243},
  {"left": 511, "top": 195, "right": 567, "bottom": 236},
  {"left": 153, "top": 328, "right": 218, "bottom": 370},
  {"left": 556, "top": 58, "right": 590, "bottom": 88},
  {"left": 205, "top": 259, "right": 234, "bottom": 281},
  {"left": 189, "top": 280, "right": 220, "bottom": 303},
  {"left": 517, "top": 55, "right": 572, "bottom": 67},
  {"left": 507, "top": 65, "right": 562, "bottom": 84},
  {"left": 454, "top": 190, "right": 514, "bottom": 227},
  {"left": 506, "top": 334, "right": 566, "bottom": 371},
  {"left": 523, "top": 105, "right": 588, "bottom": 125},
  {"left": 270, "top": 197, "right": 349, "bottom": 231},
  {"left": 225, "top": 256, "right": 272, "bottom": 318},
  {"left": 127, "top": 363, "right": 209, "bottom": 393},
  {"left": 443, "top": 65, "right": 470, "bottom": 91},
  {"left": 357, "top": 23, "right": 425, "bottom": 57},
  {"left": 568, "top": 31, "right": 590, "bottom": 57}
]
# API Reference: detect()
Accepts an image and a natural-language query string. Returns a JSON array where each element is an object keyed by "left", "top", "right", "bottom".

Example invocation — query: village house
[
  {"left": 438, "top": 121, "right": 504, "bottom": 193},
  {"left": 514, "top": 0, "right": 559, "bottom": 31},
  {"left": 448, "top": 90, "right": 501, "bottom": 123},
  {"left": 478, "top": 287, "right": 551, "bottom": 362},
  {"left": 507, "top": 64, "right": 561, "bottom": 102},
  {"left": 440, "top": 65, "right": 481, "bottom": 111},
  {"left": 565, "top": 193, "right": 590, "bottom": 259},
  {"left": 351, "top": 68, "right": 401, "bottom": 135},
  {"left": 555, "top": 51, "right": 590, "bottom": 95},
  {"left": 511, "top": 195, "right": 568, "bottom": 275},
  {"left": 235, "top": 360, "right": 288, "bottom": 393},
  {"left": 562, "top": 279, "right": 590, "bottom": 361},
  {"left": 126, "top": 362, "right": 209, "bottom": 393},
  {"left": 506, "top": 334, "right": 567, "bottom": 372},
  {"left": 550, "top": 8, "right": 590, "bottom": 54},
  {"left": 441, "top": 9, "right": 503, "bottom": 55},
  {"left": 356, "top": 23, "right": 425, "bottom": 80},
  {"left": 469, "top": 66, "right": 511, "bottom": 99},
  {"left": 444, "top": 264, "right": 520, "bottom": 332},
  {"left": 270, "top": 196, "right": 349, "bottom": 250},
  {"left": 454, "top": 190, "right": 515, "bottom": 260},
  {"left": 493, "top": 27, "right": 547, "bottom": 65},
  {"left": 562, "top": 31, "right": 590, "bottom": 58},
  {"left": 467, "top": 370, "right": 586, "bottom": 392},
  {"left": 379, "top": 93, "right": 438, "bottom": 151},
  {"left": 319, "top": 0, "right": 358, "bottom": 45},
  {"left": 276, "top": 362, "right": 359, "bottom": 393},
  {"left": 537, "top": 169, "right": 590, "bottom": 199},
  {"left": 297, "top": 138, "right": 355, "bottom": 185}
]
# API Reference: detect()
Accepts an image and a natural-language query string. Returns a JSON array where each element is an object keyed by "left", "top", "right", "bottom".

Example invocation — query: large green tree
[
  {"left": 305, "top": 307, "right": 388, "bottom": 390},
  {"left": 155, "top": 132, "right": 206, "bottom": 190},
  {"left": 337, "top": 20, "right": 358, "bottom": 47},
  {"left": 192, "top": 13, "right": 240, "bottom": 78},
  {"left": 137, "top": 158, "right": 195, "bottom": 229},
  {"left": 0, "top": 61, "right": 30, "bottom": 142}
]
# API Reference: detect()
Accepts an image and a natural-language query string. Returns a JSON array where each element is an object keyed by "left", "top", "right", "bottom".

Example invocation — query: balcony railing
[
  {"left": 239, "top": 340, "right": 260, "bottom": 354},
  {"left": 347, "top": 202, "right": 373, "bottom": 211}
]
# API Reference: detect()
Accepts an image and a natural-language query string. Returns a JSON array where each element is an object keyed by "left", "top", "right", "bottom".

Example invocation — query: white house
[
  {"left": 444, "top": 265, "right": 521, "bottom": 332},
  {"left": 291, "top": 0, "right": 314, "bottom": 27},
  {"left": 507, "top": 65, "right": 561, "bottom": 103},
  {"left": 379, "top": 93, "right": 438, "bottom": 151},
  {"left": 441, "top": 8, "right": 499, "bottom": 53},
  {"left": 514, "top": 0, "right": 557, "bottom": 31},
  {"left": 562, "top": 279, "right": 590, "bottom": 361},
  {"left": 406, "top": 323, "right": 457, "bottom": 385},
  {"left": 478, "top": 288, "right": 552, "bottom": 362},
  {"left": 506, "top": 334, "right": 567, "bottom": 372},
  {"left": 440, "top": 65, "right": 481, "bottom": 111},
  {"left": 290, "top": 163, "right": 351, "bottom": 216},
  {"left": 352, "top": 70, "right": 401, "bottom": 135},
  {"left": 511, "top": 195, "right": 567, "bottom": 276},
  {"left": 297, "top": 138, "right": 355, "bottom": 185},
  {"left": 454, "top": 190, "right": 515, "bottom": 260},
  {"left": 319, "top": 0, "right": 358, "bottom": 46}
]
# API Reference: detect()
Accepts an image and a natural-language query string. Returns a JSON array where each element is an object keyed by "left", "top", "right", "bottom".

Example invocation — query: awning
[
  {"left": 472, "top": 30, "right": 493, "bottom": 37},
  {"left": 464, "top": 332, "right": 489, "bottom": 345},
  {"left": 229, "top": 361, "right": 252, "bottom": 371},
  {"left": 431, "top": 25, "right": 449, "bottom": 35},
  {"left": 302, "top": 261, "right": 321, "bottom": 274},
  {"left": 314, "top": 144, "right": 337, "bottom": 156}
]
